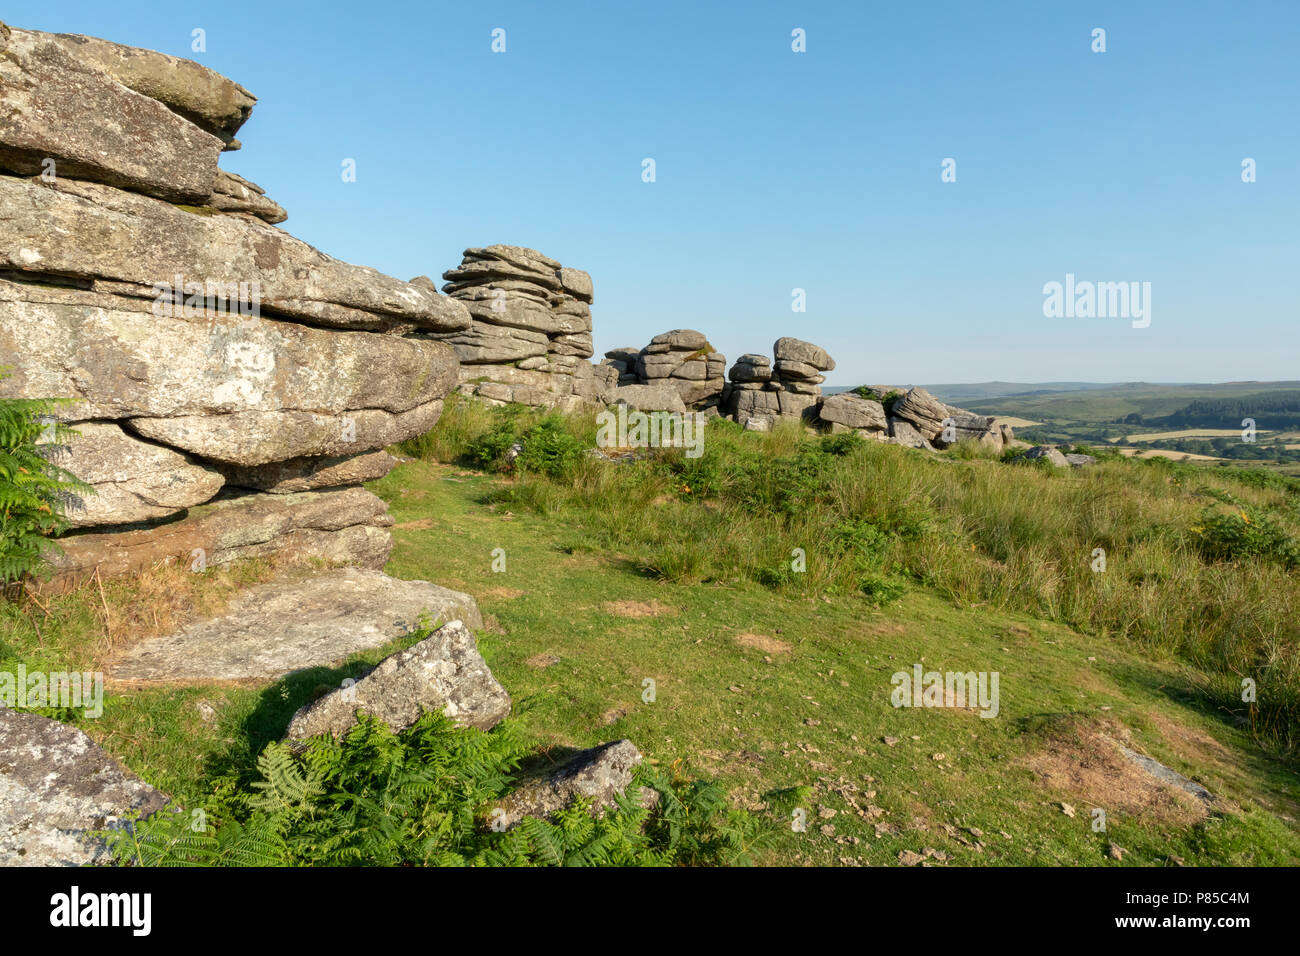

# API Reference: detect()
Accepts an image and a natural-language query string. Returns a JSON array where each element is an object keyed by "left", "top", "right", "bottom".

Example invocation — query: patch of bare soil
[
  {"left": 525, "top": 653, "right": 560, "bottom": 669},
  {"left": 1019, "top": 717, "right": 1210, "bottom": 825},
  {"left": 734, "top": 633, "right": 793, "bottom": 654},
  {"left": 602, "top": 599, "right": 676, "bottom": 618}
]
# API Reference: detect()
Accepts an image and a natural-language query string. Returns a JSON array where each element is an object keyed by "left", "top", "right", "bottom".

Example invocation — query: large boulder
[
  {"left": 284, "top": 619, "right": 510, "bottom": 742},
  {"left": 431, "top": 246, "right": 600, "bottom": 406},
  {"left": 773, "top": 337, "right": 835, "bottom": 372},
  {"left": 0, "top": 175, "right": 471, "bottom": 333},
  {"left": 0, "top": 24, "right": 223, "bottom": 203},
  {"left": 889, "top": 387, "right": 951, "bottom": 441},
  {"left": 42, "top": 27, "right": 256, "bottom": 144},
  {"left": 491, "top": 740, "right": 651, "bottom": 830},
  {"left": 819, "top": 393, "right": 887, "bottom": 432},
  {"left": 54, "top": 422, "right": 225, "bottom": 527},
  {"left": 1014, "top": 445, "right": 1070, "bottom": 468},
  {"left": 0, "top": 708, "right": 168, "bottom": 866},
  {"left": 110, "top": 568, "right": 484, "bottom": 684}
]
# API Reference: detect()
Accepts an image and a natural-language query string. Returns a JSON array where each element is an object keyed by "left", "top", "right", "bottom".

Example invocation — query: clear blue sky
[{"left": 10, "top": 0, "right": 1298, "bottom": 385}]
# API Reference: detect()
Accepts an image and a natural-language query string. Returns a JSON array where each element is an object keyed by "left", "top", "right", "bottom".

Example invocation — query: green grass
[{"left": 368, "top": 455, "right": 1300, "bottom": 864}]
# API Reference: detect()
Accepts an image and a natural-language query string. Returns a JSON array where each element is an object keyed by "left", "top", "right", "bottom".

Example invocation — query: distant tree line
[{"left": 1122, "top": 391, "right": 1300, "bottom": 430}]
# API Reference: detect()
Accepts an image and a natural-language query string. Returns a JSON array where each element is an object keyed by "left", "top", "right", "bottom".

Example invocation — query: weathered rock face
[
  {"left": 110, "top": 568, "right": 483, "bottom": 683},
  {"left": 618, "top": 330, "right": 726, "bottom": 411},
  {"left": 0, "top": 708, "right": 168, "bottom": 866},
  {"left": 491, "top": 740, "right": 651, "bottom": 829},
  {"left": 217, "top": 450, "right": 398, "bottom": 494},
  {"left": 44, "top": 487, "right": 395, "bottom": 590},
  {"left": 432, "top": 246, "right": 606, "bottom": 409},
  {"left": 284, "top": 619, "right": 509, "bottom": 742},
  {"left": 0, "top": 24, "right": 223, "bottom": 204},
  {"left": 0, "top": 176, "right": 470, "bottom": 333},
  {"left": 0, "top": 280, "right": 457, "bottom": 425},
  {"left": 608, "top": 383, "right": 687, "bottom": 414},
  {"left": 889, "top": 387, "right": 950, "bottom": 441},
  {"left": 888, "top": 417, "right": 935, "bottom": 450},
  {"left": 0, "top": 25, "right": 468, "bottom": 562},
  {"left": 41, "top": 28, "right": 257, "bottom": 145},
  {"left": 53, "top": 422, "right": 225, "bottom": 527},
  {"left": 819, "top": 393, "right": 888, "bottom": 437}
]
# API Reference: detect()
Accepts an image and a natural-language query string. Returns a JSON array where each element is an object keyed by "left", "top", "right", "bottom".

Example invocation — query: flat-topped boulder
[
  {"left": 109, "top": 568, "right": 483, "bottom": 683},
  {"left": 0, "top": 708, "right": 168, "bottom": 866},
  {"left": 285, "top": 618, "right": 509, "bottom": 742}
]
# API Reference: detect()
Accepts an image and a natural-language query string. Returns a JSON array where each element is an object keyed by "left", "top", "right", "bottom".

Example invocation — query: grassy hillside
[
  {"left": 3, "top": 395, "right": 1298, "bottom": 865},
  {"left": 954, "top": 382, "right": 1300, "bottom": 423}
]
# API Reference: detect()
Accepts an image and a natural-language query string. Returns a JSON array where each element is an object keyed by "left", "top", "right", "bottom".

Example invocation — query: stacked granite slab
[
  {"left": 615, "top": 329, "right": 726, "bottom": 413},
  {"left": 431, "top": 245, "right": 614, "bottom": 409},
  {"left": 725, "top": 337, "right": 835, "bottom": 427},
  {"left": 0, "top": 20, "right": 470, "bottom": 588}
]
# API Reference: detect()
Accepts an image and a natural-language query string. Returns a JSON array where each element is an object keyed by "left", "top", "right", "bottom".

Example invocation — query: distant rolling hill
[
  {"left": 822, "top": 381, "right": 1300, "bottom": 432},
  {"left": 946, "top": 382, "right": 1300, "bottom": 423}
]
